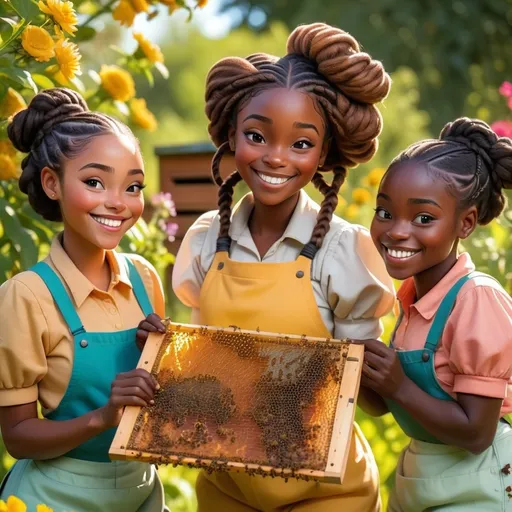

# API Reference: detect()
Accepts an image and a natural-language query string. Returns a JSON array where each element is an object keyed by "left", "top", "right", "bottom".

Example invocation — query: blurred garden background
[{"left": 0, "top": 0, "right": 511, "bottom": 510}]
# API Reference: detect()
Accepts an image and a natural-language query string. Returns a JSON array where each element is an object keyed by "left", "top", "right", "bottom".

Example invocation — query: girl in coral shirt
[{"left": 361, "top": 117, "right": 512, "bottom": 511}]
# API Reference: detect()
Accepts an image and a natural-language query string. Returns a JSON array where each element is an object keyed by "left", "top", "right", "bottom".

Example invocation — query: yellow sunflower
[
  {"left": 345, "top": 204, "right": 360, "bottom": 220},
  {"left": 352, "top": 187, "right": 372, "bottom": 206},
  {"left": 54, "top": 38, "right": 82, "bottom": 81},
  {"left": 130, "top": 98, "right": 157, "bottom": 131},
  {"left": 112, "top": 0, "right": 136, "bottom": 27},
  {"left": 130, "top": 0, "right": 149, "bottom": 13},
  {"left": 0, "top": 155, "right": 18, "bottom": 180},
  {"left": 99, "top": 65, "right": 136, "bottom": 102},
  {"left": 159, "top": 0, "right": 179, "bottom": 12},
  {"left": 38, "top": 0, "right": 77, "bottom": 36},
  {"left": 0, "top": 88, "right": 27, "bottom": 118},
  {"left": 36, "top": 505, "right": 54, "bottom": 512},
  {"left": 21, "top": 26, "right": 55, "bottom": 62},
  {"left": 0, "top": 140, "right": 17, "bottom": 157},
  {"left": 197, "top": 0, "right": 208, "bottom": 7},
  {"left": 133, "top": 32, "right": 164, "bottom": 63},
  {"left": 367, "top": 167, "right": 386, "bottom": 187}
]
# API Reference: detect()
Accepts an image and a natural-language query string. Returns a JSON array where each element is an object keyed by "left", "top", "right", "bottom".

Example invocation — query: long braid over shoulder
[{"left": 205, "top": 23, "right": 390, "bottom": 247}]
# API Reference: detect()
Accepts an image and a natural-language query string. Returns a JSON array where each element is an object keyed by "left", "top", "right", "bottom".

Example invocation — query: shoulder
[
  {"left": 320, "top": 216, "right": 376, "bottom": 259},
  {"left": 0, "top": 267, "right": 52, "bottom": 306},
  {"left": 457, "top": 272, "right": 512, "bottom": 308},
  {"left": 122, "top": 253, "right": 160, "bottom": 281}
]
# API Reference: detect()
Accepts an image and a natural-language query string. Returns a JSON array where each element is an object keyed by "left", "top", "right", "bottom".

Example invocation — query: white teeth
[
  {"left": 92, "top": 215, "right": 122, "bottom": 228},
  {"left": 257, "top": 172, "right": 291, "bottom": 185},
  {"left": 388, "top": 248, "right": 418, "bottom": 259}
]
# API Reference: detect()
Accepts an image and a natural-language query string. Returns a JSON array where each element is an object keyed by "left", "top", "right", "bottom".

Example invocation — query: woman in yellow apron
[
  {"left": 362, "top": 117, "right": 512, "bottom": 510},
  {"left": 0, "top": 88, "right": 166, "bottom": 511},
  {"left": 140, "top": 22, "right": 395, "bottom": 511}
]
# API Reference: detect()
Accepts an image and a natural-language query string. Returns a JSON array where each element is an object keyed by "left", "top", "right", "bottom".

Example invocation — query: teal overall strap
[
  {"left": 425, "top": 271, "right": 498, "bottom": 352},
  {"left": 30, "top": 262, "right": 86, "bottom": 336},
  {"left": 121, "top": 255, "right": 154, "bottom": 317}
]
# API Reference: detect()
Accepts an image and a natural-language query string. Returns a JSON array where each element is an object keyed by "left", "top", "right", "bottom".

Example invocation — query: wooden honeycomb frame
[{"left": 110, "top": 323, "right": 363, "bottom": 484}]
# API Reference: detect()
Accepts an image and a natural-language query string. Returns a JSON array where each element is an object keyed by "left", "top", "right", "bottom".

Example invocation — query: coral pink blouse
[{"left": 393, "top": 252, "right": 512, "bottom": 416}]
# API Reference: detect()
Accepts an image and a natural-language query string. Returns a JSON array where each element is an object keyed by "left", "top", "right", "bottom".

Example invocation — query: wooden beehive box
[
  {"left": 156, "top": 143, "right": 235, "bottom": 255},
  {"left": 110, "top": 323, "right": 364, "bottom": 484}
]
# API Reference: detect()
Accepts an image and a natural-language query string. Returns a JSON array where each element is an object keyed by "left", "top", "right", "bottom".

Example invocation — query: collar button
[{"left": 421, "top": 351, "right": 430, "bottom": 362}]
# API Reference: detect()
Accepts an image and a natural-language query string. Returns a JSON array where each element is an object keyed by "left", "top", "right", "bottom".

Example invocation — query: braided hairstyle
[
  {"left": 8, "top": 88, "right": 135, "bottom": 222},
  {"left": 205, "top": 22, "right": 390, "bottom": 249},
  {"left": 390, "top": 117, "right": 512, "bottom": 226}
]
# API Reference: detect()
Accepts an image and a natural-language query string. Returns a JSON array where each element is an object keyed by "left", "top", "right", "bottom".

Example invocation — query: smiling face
[
  {"left": 370, "top": 161, "right": 476, "bottom": 281},
  {"left": 42, "top": 133, "right": 145, "bottom": 251},
  {"left": 230, "top": 88, "right": 328, "bottom": 207}
]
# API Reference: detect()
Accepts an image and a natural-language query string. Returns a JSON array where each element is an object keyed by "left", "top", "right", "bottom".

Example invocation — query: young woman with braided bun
[
  {"left": 360, "top": 118, "right": 512, "bottom": 510},
  {"left": 137, "top": 22, "right": 395, "bottom": 511},
  {"left": 0, "top": 88, "right": 168, "bottom": 510}
]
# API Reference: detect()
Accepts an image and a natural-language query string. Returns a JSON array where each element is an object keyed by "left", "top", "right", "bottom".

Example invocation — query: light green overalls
[
  {"left": 0, "top": 257, "right": 166, "bottom": 512},
  {"left": 386, "top": 272, "right": 512, "bottom": 511}
]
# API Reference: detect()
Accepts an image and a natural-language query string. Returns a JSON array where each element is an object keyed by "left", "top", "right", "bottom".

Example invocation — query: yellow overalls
[{"left": 196, "top": 242, "right": 380, "bottom": 512}]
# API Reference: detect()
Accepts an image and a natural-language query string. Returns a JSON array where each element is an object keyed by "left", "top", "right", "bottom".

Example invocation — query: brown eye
[
  {"left": 245, "top": 132, "right": 265, "bottom": 144},
  {"left": 414, "top": 214, "right": 434, "bottom": 225},
  {"left": 375, "top": 207, "right": 391, "bottom": 220},
  {"left": 293, "top": 140, "right": 313, "bottom": 149},
  {"left": 84, "top": 179, "right": 104, "bottom": 189}
]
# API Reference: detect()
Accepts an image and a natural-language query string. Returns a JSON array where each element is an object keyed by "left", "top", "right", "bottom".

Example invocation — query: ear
[
  {"left": 319, "top": 138, "right": 331, "bottom": 168},
  {"left": 458, "top": 205, "right": 478, "bottom": 240},
  {"left": 228, "top": 125, "right": 236, "bottom": 152},
  {"left": 41, "top": 166, "right": 61, "bottom": 201}
]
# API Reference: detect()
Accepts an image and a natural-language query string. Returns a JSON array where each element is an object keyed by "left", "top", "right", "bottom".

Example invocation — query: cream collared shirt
[
  {"left": 173, "top": 190, "right": 395, "bottom": 339},
  {"left": 0, "top": 236, "right": 165, "bottom": 411}
]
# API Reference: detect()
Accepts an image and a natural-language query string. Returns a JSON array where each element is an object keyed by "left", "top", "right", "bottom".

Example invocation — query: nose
[
  {"left": 262, "top": 145, "right": 287, "bottom": 169},
  {"left": 387, "top": 219, "right": 411, "bottom": 241},
  {"left": 104, "top": 191, "right": 127, "bottom": 212}
]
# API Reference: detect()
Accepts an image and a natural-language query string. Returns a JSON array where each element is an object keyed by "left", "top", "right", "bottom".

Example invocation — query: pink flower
[
  {"left": 151, "top": 192, "right": 176, "bottom": 216},
  {"left": 499, "top": 81, "right": 512, "bottom": 98},
  {"left": 165, "top": 221, "right": 179, "bottom": 242},
  {"left": 491, "top": 120, "right": 512, "bottom": 138}
]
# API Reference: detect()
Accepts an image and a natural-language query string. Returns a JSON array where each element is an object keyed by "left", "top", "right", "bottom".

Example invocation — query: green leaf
[
  {"left": 0, "top": 67, "right": 37, "bottom": 93},
  {"left": 74, "top": 25, "right": 96, "bottom": 43},
  {"left": 0, "top": 17, "right": 18, "bottom": 28},
  {"left": 0, "top": 252, "right": 11, "bottom": 281},
  {"left": 0, "top": 197, "right": 38, "bottom": 269},
  {"left": 0, "top": 18, "right": 26, "bottom": 53},
  {"left": 143, "top": 66, "right": 154, "bottom": 87},
  {"left": 9, "top": 0, "right": 41, "bottom": 21},
  {"left": 31, "top": 73, "right": 53, "bottom": 89}
]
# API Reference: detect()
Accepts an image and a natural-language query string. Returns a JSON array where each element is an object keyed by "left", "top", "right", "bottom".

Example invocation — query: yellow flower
[
  {"left": 130, "top": 98, "right": 157, "bottom": 131},
  {"left": 0, "top": 88, "right": 27, "bottom": 118},
  {"left": 0, "top": 155, "right": 19, "bottom": 180},
  {"left": 130, "top": 0, "right": 149, "bottom": 12},
  {"left": 367, "top": 167, "right": 386, "bottom": 187},
  {"left": 0, "top": 496, "right": 26, "bottom": 512},
  {"left": 36, "top": 505, "right": 54, "bottom": 512},
  {"left": 54, "top": 38, "right": 82, "bottom": 81},
  {"left": 159, "top": 0, "right": 179, "bottom": 12},
  {"left": 0, "top": 140, "right": 17, "bottom": 157},
  {"left": 133, "top": 32, "right": 164, "bottom": 63},
  {"left": 197, "top": 0, "right": 208, "bottom": 7},
  {"left": 21, "top": 26, "right": 55, "bottom": 62},
  {"left": 38, "top": 0, "right": 77, "bottom": 36},
  {"left": 112, "top": 0, "right": 136, "bottom": 27},
  {"left": 99, "top": 65, "right": 136, "bottom": 102},
  {"left": 352, "top": 187, "right": 372, "bottom": 205},
  {"left": 345, "top": 204, "right": 360, "bottom": 220}
]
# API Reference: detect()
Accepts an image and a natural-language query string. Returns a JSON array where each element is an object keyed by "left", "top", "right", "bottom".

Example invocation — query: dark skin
[
  {"left": 0, "top": 136, "right": 158, "bottom": 460},
  {"left": 357, "top": 162, "right": 502, "bottom": 455}
]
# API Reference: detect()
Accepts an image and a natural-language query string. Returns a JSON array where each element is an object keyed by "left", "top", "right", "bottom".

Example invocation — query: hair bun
[
  {"left": 8, "top": 87, "right": 88, "bottom": 153},
  {"left": 441, "top": 117, "right": 512, "bottom": 191},
  {"left": 286, "top": 22, "right": 390, "bottom": 104}
]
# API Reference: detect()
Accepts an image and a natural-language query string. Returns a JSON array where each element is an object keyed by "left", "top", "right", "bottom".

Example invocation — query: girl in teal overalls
[
  {"left": 360, "top": 117, "right": 512, "bottom": 511},
  {"left": 0, "top": 88, "right": 166, "bottom": 511}
]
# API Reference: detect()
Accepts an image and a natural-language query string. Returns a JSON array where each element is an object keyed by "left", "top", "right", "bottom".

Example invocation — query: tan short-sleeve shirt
[{"left": 0, "top": 235, "right": 165, "bottom": 412}]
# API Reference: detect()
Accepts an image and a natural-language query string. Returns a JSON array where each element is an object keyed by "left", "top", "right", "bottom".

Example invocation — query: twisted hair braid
[
  {"left": 205, "top": 23, "right": 390, "bottom": 249},
  {"left": 8, "top": 88, "right": 136, "bottom": 221},
  {"left": 390, "top": 117, "right": 512, "bottom": 225}
]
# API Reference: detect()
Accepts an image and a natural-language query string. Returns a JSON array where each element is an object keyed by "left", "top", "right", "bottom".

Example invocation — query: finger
[
  {"left": 146, "top": 314, "right": 166, "bottom": 333},
  {"left": 364, "top": 352, "right": 386, "bottom": 370},
  {"left": 361, "top": 339, "right": 391, "bottom": 358},
  {"left": 111, "top": 396, "right": 149, "bottom": 408},
  {"left": 115, "top": 375, "right": 157, "bottom": 397},
  {"left": 361, "top": 374, "right": 378, "bottom": 390},
  {"left": 115, "top": 369, "right": 158, "bottom": 389},
  {"left": 138, "top": 321, "right": 159, "bottom": 333},
  {"left": 113, "top": 386, "right": 154, "bottom": 404},
  {"left": 361, "top": 360, "right": 381, "bottom": 382},
  {"left": 135, "top": 329, "right": 149, "bottom": 343}
]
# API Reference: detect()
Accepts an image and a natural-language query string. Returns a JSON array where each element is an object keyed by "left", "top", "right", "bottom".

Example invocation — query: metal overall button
[
  {"left": 421, "top": 351, "right": 430, "bottom": 362},
  {"left": 80, "top": 339, "right": 88, "bottom": 348},
  {"left": 296, "top": 270, "right": 304, "bottom": 278},
  {"left": 217, "top": 262, "right": 224, "bottom": 270}
]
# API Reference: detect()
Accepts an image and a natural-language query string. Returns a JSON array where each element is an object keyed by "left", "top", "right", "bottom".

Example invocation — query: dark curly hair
[
  {"left": 205, "top": 22, "right": 391, "bottom": 250},
  {"left": 389, "top": 117, "right": 512, "bottom": 225},
  {"left": 8, "top": 87, "right": 135, "bottom": 222}
]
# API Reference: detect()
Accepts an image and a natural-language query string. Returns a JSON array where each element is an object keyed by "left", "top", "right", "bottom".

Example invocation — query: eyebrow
[
  {"left": 408, "top": 198, "right": 441, "bottom": 208},
  {"left": 243, "top": 114, "right": 272, "bottom": 124},
  {"left": 377, "top": 192, "right": 391, "bottom": 201},
  {"left": 294, "top": 121, "right": 319, "bottom": 135},
  {"left": 79, "top": 163, "right": 144, "bottom": 176}
]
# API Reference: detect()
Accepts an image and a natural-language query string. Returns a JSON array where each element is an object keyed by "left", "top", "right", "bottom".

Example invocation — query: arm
[
  {"left": 361, "top": 339, "right": 502, "bottom": 454},
  {"left": 357, "top": 385, "right": 388, "bottom": 417},
  {"left": 0, "top": 368, "right": 158, "bottom": 460}
]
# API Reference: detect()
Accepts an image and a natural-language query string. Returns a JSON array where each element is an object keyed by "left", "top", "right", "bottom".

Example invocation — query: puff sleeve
[{"left": 0, "top": 277, "right": 49, "bottom": 406}]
